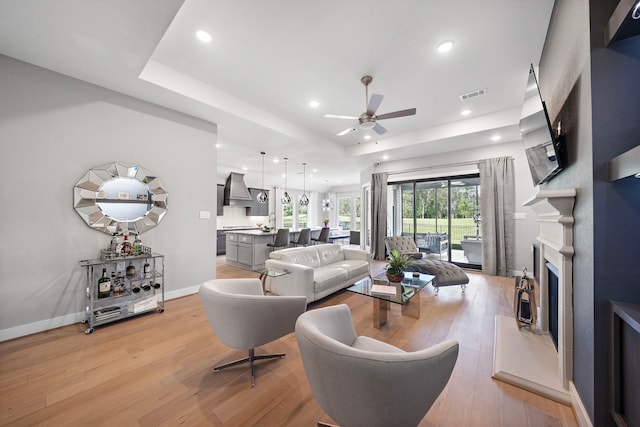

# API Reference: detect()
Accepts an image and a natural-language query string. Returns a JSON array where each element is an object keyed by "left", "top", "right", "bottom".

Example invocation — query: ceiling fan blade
[
  {"left": 337, "top": 127, "right": 358, "bottom": 136},
  {"left": 324, "top": 114, "right": 358, "bottom": 120},
  {"left": 373, "top": 123, "right": 387, "bottom": 135},
  {"left": 376, "top": 108, "right": 417, "bottom": 120},
  {"left": 366, "top": 93, "right": 384, "bottom": 116}
]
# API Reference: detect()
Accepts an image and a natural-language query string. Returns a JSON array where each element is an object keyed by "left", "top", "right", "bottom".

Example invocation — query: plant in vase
[
  {"left": 385, "top": 248, "right": 412, "bottom": 282},
  {"left": 322, "top": 219, "right": 329, "bottom": 228}
]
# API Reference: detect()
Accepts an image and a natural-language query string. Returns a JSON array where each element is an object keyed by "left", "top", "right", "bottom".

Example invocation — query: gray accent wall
[
  {"left": 540, "top": 0, "right": 640, "bottom": 424},
  {"left": 0, "top": 55, "right": 218, "bottom": 339}
]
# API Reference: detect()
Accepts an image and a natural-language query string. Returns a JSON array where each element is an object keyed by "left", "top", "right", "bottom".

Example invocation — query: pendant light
[
  {"left": 256, "top": 152, "right": 268, "bottom": 204},
  {"left": 300, "top": 163, "right": 309, "bottom": 206},
  {"left": 281, "top": 157, "right": 291, "bottom": 204}
]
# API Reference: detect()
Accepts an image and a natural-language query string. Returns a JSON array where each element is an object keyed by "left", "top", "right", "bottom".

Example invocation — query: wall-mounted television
[{"left": 520, "top": 65, "right": 565, "bottom": 186}]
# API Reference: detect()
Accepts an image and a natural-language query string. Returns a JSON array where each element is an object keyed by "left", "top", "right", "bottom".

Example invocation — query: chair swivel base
[{"left": 213, "top": 348, "right": 285, "bottom": 387}]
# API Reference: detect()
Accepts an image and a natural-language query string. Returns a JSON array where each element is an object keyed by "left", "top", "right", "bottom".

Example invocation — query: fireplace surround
[{"left": 493, "top": 189, "right": 576, "bottom": 404}]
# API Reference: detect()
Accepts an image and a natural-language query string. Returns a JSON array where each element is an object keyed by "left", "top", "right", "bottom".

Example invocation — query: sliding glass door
[{"left": 388, "top": 174, "right": 481, "bottom": 267}]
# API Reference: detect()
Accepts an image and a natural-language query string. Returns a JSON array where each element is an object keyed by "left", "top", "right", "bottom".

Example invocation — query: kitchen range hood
[{"left": 223, "top": 172, "right": 253, "bottom": 206}]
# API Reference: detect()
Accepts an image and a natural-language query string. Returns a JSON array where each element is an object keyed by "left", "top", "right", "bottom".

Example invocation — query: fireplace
[
  {"left": 492, "top": 189, "right": 576, "bottom": 405},
  {"left": 547, "top": 262, "right": 559, "bottom": 350}
]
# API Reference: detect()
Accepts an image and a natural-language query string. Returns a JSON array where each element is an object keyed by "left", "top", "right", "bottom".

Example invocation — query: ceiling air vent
[{"left": 459, "top": 88, "right": 487, "bottom": 101}]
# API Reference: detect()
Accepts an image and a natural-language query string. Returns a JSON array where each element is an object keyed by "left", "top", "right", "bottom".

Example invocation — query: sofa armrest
[{"left": 264, "top": 259, "right": 315, "bottom": 302}]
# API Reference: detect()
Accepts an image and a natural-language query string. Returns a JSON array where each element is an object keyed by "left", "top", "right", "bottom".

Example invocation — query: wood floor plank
[{"left": 0, "top": 256, "right": 578, "bottom": 426}]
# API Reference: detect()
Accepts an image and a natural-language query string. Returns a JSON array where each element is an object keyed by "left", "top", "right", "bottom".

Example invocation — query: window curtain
[
  {"left": 371, "top": 172, "right": 388, "bottom": 260},
  {"left": 479, "top": 157, "right": 515, "bottom": 276}
]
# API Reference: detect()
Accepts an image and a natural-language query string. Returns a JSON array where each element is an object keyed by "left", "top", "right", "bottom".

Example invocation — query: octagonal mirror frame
[{"left": 73, "top": 162, "right": 168, "bottom": 235}]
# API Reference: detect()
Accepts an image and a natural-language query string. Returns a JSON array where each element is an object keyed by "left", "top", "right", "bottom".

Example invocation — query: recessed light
[
  {"left": 215, "top": 143, "right": 220, "bottom": 148},
  {"left": 437, "top": 41, "right": 454, "bottom": 53},
  {"left": 461, "top": 109, "right": 472, "bottom": 116},
  {"left": 312, "top": 169, "right": 318, "bottom": 173},
  {"left": 382, "top": 154, "right": 389, "bottom": 160},
  {"left": 309, "top": 100, "right": 320, "bottom": 108},
  {"left": 273, "top": 158, "right": 280, "bottom": 163},
  {"left": 242, "top": 166, "right": 248, "bottom": 171},
  {"left": 491, "top": 135, "right": 502, "bottom": 141},
  {"left": 196, "top": 30, "right": 212, "bottom": 43},
  {"left": 364, "top": 135, "right": 371, "bottom": 140}
]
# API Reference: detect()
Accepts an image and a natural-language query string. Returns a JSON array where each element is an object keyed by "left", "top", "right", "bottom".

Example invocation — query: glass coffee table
[{"left": 347, "top": 272, "right": 435, "bottom": 328}]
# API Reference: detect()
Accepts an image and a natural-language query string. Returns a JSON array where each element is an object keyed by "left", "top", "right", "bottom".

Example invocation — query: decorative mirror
[{"left": 73, "top": 162, "right": 168, "bottom": 235}]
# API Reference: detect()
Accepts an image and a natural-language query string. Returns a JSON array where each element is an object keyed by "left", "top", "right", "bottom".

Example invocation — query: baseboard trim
[
  {"left": 570, "top": 381, "right": 593, "bottom": 427},
  {"left": 0, "top": 286, "right": 200, "bottom": 342}
]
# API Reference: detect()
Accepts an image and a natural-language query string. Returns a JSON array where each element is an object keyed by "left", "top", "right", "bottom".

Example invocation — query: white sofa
[{"left": 264, "top": 244, "right": 371, "bottom": 303}]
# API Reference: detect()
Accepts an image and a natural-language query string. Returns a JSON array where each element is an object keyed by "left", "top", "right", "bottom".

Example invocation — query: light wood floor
[{"left": 0, "top": 257, "right": 578, "bottom": 426}]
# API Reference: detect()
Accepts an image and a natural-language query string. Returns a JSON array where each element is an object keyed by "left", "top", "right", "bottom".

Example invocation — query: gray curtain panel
[
  {"left": 479, "top": 157, "right": 515, "bottom": 276},
  {"left": 371, "top": 172, "right": 388, "bottom": 260}
]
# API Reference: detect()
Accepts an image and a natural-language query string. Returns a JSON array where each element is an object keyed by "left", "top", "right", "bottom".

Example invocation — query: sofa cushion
[
  {"left": 314, "top": 265, "right": 349, "bottom": 293},
  {"left": 332, "top": 259, "right": 370, "bottom": 280},
  {"left": 278, "top": 248, "right": 322, "bottom": 268},
  {"left": 316, "top": 244, "right": 345, "bottom": 266}
]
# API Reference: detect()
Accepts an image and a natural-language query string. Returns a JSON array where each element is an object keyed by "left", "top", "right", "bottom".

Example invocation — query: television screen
[{"left": 520, "top": 65, "right": 563, "bottom": 186}]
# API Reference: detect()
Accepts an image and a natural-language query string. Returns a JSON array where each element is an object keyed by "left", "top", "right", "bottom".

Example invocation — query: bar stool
[
  {"left": 290, "top": 228, "right": 311, "bottom": 247},
  {"left": 311, "top": 227, "right": 329, "bottom": 245},
  {"left": 266, "top": 229, "right": 290, "bottom": 251}
]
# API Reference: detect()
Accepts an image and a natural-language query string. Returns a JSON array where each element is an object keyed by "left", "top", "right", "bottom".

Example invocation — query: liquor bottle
[
  {"left": 150, "top": 281, "right": 161, "bottom": 289},
  {"left": 140, "top": 281, "right": 151, "bottom": 291},
  {"left": 122, "top": 235, "right": 131, "bottom": 257},
  {"left": 98, "top": 268, "right": 111, "bottom": 298},
  {"left": 126, "top": 261, "right": 136, "bottom": 277},
  {"left": 114, "top": 234, "right": 123, "bottom": 257},
  {"left": 110, "top": 233, "right": 118, "bottom": 253},
  {"left": 133, "top": 234, "right": 142, "bottom": 256},
  {"left": 114, "top": 271, "right": 125, "bottom": 296},
  {"left": 143, "top": 260, "right": 151, "bottom": 278},
  {"left": 131, "top": 281, "right": 141, "bottom": 293}
]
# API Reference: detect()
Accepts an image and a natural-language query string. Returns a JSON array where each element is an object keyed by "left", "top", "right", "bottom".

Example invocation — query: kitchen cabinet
[
  {"left": 225, "top": 230, "right": 274, "bottom": 271},
  {"left": 217, "top": 184, "right": 224, "bottom": 216},
  {"left": 246, "top": 188, "right": 269, "bottom": 216},
  {"left": 216, "top": 230, "right": 226, "bottom": 256}
]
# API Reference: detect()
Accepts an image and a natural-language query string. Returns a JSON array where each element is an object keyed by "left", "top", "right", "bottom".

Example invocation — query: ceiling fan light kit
[{"left": 325, "top": 75, "right": 416, "bottom": 137}]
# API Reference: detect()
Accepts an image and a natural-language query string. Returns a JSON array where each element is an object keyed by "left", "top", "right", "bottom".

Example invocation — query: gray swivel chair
[
  {"left": 199, "top": 278, "right": 307, "bottom": 386},
  {"left": 290, "top": 228, "right": 311, "bottom": 247},
  {"left": 266, "top": 228, "right": 290, "bottom": 251},
  {"left": 295, "top": 304, "right": 459, "bottom": 427},
  {"left": 311, "top": 227, "right": 329, "bottom": 245}
]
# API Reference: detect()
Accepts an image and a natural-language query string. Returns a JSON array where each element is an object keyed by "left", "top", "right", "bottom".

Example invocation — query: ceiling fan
[{"left": 324, "top": 75, "right": 416, "bottom": 136}]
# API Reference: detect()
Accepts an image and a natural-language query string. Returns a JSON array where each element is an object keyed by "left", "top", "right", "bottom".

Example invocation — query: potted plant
[
  {"left": 385, "top": 248, "right": 411, "bottom": 282},
  {"left": 322, "top": 219, "right": 329, "bottom": 228}
]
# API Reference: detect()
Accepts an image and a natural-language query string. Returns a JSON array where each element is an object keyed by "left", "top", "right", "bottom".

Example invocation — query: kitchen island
[
  {"left": 225, "top": 228, "right": 327, "bottom": 271},
  {"left": 225, "top": 229, "right": 277, "bottom": 272}
]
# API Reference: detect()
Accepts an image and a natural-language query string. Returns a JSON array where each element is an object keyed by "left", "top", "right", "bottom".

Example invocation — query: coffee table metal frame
[{"left": 347, "top": 271, "right": 435, "bottom": 328}]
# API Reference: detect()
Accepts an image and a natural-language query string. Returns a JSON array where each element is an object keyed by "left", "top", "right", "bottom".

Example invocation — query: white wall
[
  {"left": 360, "top": 141, "right": 540, "bottom": 273},
  {"left": 0, "top": 55, "right": 218, "bottom": 340}
]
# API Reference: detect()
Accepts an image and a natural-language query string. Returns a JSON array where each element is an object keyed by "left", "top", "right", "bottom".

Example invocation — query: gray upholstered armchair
[
  {"left": 295, "top": 304, "right": 459, "bottom": 427},
  {"left": 199, "top": 278, "right": 307, "bottom": 386},
  {"left": 384, "top": 236, "right": 423, "bottom": 259}
]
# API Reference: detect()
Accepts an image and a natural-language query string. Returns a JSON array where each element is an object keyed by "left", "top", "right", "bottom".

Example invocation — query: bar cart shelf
[{"left": 80, "top": 253, "right": 164, "bottom": 334}]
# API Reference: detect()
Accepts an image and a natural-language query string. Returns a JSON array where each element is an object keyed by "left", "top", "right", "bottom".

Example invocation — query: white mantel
[{"left": 493, "top": 189, "right": 576, "bottom": 405}]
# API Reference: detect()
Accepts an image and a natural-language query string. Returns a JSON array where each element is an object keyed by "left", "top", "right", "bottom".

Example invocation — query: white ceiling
[{"left": 0, "top": 0, "right": 554, "bottom": 192}]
